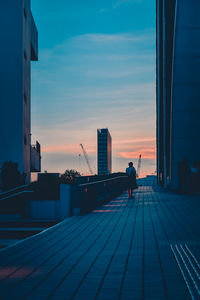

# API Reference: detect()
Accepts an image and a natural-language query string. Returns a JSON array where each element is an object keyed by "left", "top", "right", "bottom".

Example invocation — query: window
[
  {"left": 24, "top": 8, "right": 27, "bottom": 19},
  {"left": 24, "top": 51, "right": 27, "bottom": 61},
  {"left": 24, "top": 135, "right": 27, "bottom": 145}
]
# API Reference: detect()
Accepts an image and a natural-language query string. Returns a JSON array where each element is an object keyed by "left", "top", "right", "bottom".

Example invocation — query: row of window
[
  {"left": 23, "top": 4, "right": 28, "bottom": 146},
  {"left": 24, "top": 6, "right": 28, "bottom": 63},
  {"left": 24, "top": 51, "right": 27, "bottom": 61},
  {"left": 24, "top": 135, "right": 27, "bottom": 145},
  {"left": 24, "top": 8, "right": 27, "bottom": 19}
]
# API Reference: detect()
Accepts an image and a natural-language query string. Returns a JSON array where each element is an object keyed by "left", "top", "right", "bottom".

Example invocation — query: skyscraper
[
  {"left": 156, "top": 0, "right": 200, "bottom": 188},
  {"left": 0, "top": 0, "right": 41, "bottom": 183},
  {"left": 97, "top": 129, "right": 112, "bottom": 175}
]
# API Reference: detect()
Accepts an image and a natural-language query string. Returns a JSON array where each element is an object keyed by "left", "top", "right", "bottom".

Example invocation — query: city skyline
[{"left": 31, "top": 0, "right": 156, "bottom": 177}]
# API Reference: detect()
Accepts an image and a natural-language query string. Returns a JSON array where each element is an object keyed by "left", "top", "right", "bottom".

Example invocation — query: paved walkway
[{"left": 0, "top": 186, "right": 199, "bottom": 300}]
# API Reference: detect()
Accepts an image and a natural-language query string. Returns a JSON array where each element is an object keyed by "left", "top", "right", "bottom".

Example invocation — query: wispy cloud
[
  {"left": 37, "top": 32, "right": 155, "bottom": 58},
  {"left": 69, "top": 32, "right": 153, "bottom": 45},
  {"left": 117, "top": 150, "right": 155, "bottom": 160},
  {"left": 113, "top": 0, "right": 142, "bottom": 9},
  {"left": 100, "top": 0, "right": 142, "bottom": 12},
  {"left": 114, "top": 136, "right": 156, "bottom": 159},
  {"left": 113, "top": 137, "right": 156, "bottom": 145}
]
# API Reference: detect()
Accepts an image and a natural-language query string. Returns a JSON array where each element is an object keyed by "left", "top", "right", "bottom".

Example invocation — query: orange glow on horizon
[
  {"left": 113, "top": 137, "right": 156, "bottom": 145},
  {"left": 43, "top": 144, "right": 78, "bottom": 153},
  {"left": 42, "top": 143, "right": 96, "bottom": 154},
  {"left": 41, "top": 138, "right": 156, "bottom": 177},
  {"left": 42, "top": 137, "right": 156, "bottom": 159},
  {"left": 117, "top": 148, "right": 156, "bottom": 159}
]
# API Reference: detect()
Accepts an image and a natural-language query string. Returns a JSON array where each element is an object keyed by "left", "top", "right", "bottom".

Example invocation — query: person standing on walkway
[{"left": 126, "top": 162, "right": 137, "bottom": 198}]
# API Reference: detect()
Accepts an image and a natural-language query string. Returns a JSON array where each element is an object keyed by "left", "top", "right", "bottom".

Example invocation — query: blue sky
[{"left": 31, "top": 0, "right": 156, "bottom": 176}]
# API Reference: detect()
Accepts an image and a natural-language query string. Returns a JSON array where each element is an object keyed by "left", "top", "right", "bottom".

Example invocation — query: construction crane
[
  {"left": 80, "top": 144, "right": 93, "bottom": 175},
  {"left": 78, "top": 154, "right": 81, "bottom": 173},
  {"left": 136, "top": 154, "right": 142, "bottom": 178}
]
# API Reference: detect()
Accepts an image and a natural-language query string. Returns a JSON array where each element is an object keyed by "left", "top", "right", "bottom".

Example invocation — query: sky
[{"left": 31, "top": 0, "right": 156, "bottom": 177}]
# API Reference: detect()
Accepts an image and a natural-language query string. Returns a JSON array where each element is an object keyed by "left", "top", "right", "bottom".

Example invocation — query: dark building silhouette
[
  {"left": 97, "top": 129, "right": 112, "bottom": 175},
  {"left": 0, "top": 0, "right": 41, "bottom": 184},
  {"left": 156, "top": 0, "right": 200, "bottom": 188}
]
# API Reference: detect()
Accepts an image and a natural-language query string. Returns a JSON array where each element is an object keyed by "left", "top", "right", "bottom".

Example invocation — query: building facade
[
  {"left": 156, "top": 0, "right": 200, "bottom": 188},
  {"left": 97, "top": 129, "right": 112, "bottom": 175},
  {"left": 0, "top": 0, "right": 41, "bottom": 183}
]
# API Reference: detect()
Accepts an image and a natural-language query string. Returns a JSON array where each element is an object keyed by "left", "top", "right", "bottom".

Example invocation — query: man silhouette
[{"left": 126, "top": 162, "right": 137, "bottom": 198}]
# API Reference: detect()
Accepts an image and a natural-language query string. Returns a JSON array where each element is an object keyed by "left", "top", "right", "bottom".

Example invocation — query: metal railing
[
  {"left": 72, "top": 175, "right": 128, "bottom": 215},
  {"left": 0, "top": 185, "right": 29, "bottom": 199},
  {"left": 0, "top": 185, "right": 33, "bottom": 218}
]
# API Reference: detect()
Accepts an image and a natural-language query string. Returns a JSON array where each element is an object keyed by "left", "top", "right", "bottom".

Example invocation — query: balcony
[{"left": 30, "top": 141, "right": 41, "bottom": 172}]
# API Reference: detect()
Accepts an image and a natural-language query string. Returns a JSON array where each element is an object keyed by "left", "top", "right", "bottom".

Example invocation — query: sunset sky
[{"left": 31, "top": 0, "right": 156, "bottom": 177}]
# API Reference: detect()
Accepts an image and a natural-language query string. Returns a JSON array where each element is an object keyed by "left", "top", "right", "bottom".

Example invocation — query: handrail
[
  {"left": 0, "top": 190, "right": 33, "bottom": 201},
  {"left": 79, "top": 176, "right": 128, "bottom": 187},
  {"left": 73, "top": 175, "right": 129, "bottom": 215},
  {"left": 0, "top": 185, "right": 29, "bottom": 197}
]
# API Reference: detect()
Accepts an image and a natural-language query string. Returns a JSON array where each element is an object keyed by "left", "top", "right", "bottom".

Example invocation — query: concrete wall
[
  {"left": 107, "top": 130, "right": 112, "bottom": 174},
  {"left": 28, "top": 185, "right": 71, "bottom": 220},
  {"left": 0, "top": 1, "right": 23, "bottom": 173},
  {"left": 29, "top": 200, "right": 60, "bottom": 220},
  {"left": 157, "top": 0, "right": 200, "bottom": 189},
  {"left": 171, "top": 0, "right": 200, "bottom": 188}
]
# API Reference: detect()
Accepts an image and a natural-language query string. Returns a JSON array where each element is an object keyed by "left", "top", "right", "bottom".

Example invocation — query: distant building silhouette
[
  {"left": 0, "top": 0, "right": 41, "bottom": 183},
  {"left": 156, "top": 1, "right": 200, "bottom": 188},
  {"left": 97, "top": 129, "right": 112, "bottom": 175}
]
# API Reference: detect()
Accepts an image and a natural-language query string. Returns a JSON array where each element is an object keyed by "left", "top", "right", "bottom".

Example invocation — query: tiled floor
[
  {"left": 0, "top": 186, "right": 199, "bottom": 300},
  {"left": 0, "top": 221, "right": 58, "bottom": 249}
]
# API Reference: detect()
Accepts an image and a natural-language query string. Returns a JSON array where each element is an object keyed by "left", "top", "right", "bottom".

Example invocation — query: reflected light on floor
[
  {"left": 92, "top": 209, "right": 122, "bottom": 213},
  {"left": 0, "top": 266, "right": 37, "bottom": 279},
  {"left": 103, "top": 204, "right": 126, "bottom": 207},
  {"left": 110, "top": 200, "right": 125, "bottom": 203}
]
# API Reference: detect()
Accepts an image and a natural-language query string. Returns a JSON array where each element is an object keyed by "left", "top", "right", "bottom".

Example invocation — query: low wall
[
  {"left": 28, "top": 184, "right": 71, "bottom": 220},
  {"left": 72, "top": 175, "right": 128, "bottom": 215},
  {"left": 0, "top": 177, "right": 128, "bottom": 220},
  {"left": 28, "top": 176, "right": 128, "bottom": 219},
  {"left": 29, "top": 200, "right": 60, "bottom": 220}
]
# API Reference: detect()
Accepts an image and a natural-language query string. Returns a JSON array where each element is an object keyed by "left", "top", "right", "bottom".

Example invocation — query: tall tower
[
  {"left": 0, "top": 0, "right": 41, "bottom": 183},
  {"left": 156, "top": 0, "right": 200, "bottom": 188},
  {"left": 97, "top": 129, "right": 112, "bottom": 175}
]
